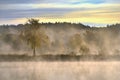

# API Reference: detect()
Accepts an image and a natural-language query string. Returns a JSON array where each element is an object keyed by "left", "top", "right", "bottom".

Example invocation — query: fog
[
  {"left": 0, "top": 24, "right": 120, "bottom": 80},
  {"left": 0, "top": 23, "right": 120, "bottom": 56},
  {"left": 0, "top": 62, "right": 120, "bottom": 80}
]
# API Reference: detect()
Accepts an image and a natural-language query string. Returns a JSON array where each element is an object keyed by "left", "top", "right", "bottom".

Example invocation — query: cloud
[
  {"left": 0, "top": 0, "right": 119, "bottom": 4},
  {"left": 105, "top": 0, "right": 120, "bottom": 3},
  {"left": 0, "top": 8, "right": 73, "bottom": 20},
  {"left": 0, "top": 0, "right": 103, "bottom": 4},
  {"left": 0, "top": 0, "right": 120, "bottom": 26},
  {"left": 0, "top": 0, "right": 37, "bottom": 4},
  {"left": 0, "top": 18, "right": 27, "bottom": 25}
]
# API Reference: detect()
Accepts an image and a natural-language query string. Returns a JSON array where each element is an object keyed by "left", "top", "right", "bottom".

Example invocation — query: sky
[{"left": 0, "top": 0, "right": 120, "bottom": 27}]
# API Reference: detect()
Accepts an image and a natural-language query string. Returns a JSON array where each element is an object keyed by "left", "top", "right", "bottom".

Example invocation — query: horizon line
[{"left": 0, "top": 21, "right": 120, "bottom": 27}]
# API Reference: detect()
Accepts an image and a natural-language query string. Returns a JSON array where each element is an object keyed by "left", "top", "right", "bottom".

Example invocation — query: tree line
[{"left": 0, "top": 19, "right": 120, "bottom": 56}]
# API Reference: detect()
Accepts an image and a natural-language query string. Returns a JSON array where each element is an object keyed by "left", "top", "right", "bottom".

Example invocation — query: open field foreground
[{"left": 0, "top": 61, "right": 120, "bottom": 80}]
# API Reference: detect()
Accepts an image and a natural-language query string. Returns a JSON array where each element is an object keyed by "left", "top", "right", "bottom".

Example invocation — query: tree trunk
[{"left": 33, "top": 47, "right": 36, "bottom": 57}]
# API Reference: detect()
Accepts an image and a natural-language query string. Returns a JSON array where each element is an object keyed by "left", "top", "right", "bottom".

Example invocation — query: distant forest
[{"left": 0, "top": 22, "right": 120, "bottom": 57}]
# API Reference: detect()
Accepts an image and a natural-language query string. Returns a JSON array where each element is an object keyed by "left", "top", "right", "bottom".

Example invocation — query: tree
[
  {"left": 20, "top": 19, "right": 50, "bottom": 56},
  {"left": 68, "top": 33, "right": 89, "bottom": 55}
]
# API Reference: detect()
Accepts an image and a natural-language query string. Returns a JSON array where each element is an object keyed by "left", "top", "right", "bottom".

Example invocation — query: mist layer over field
[
  {"left": 0, "top": 62, "right": 120, "bottom": 80},
  {"left": 0, "top": 23, "right": 120, "bottom": 80},
  {"left": 0, "top": 23, "right": 120, "bottom": 56}
]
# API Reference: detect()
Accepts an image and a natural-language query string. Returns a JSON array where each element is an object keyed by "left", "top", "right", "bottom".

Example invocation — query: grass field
[{"left": 0, "top": 54, "right": 120, "bottom": 62}]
